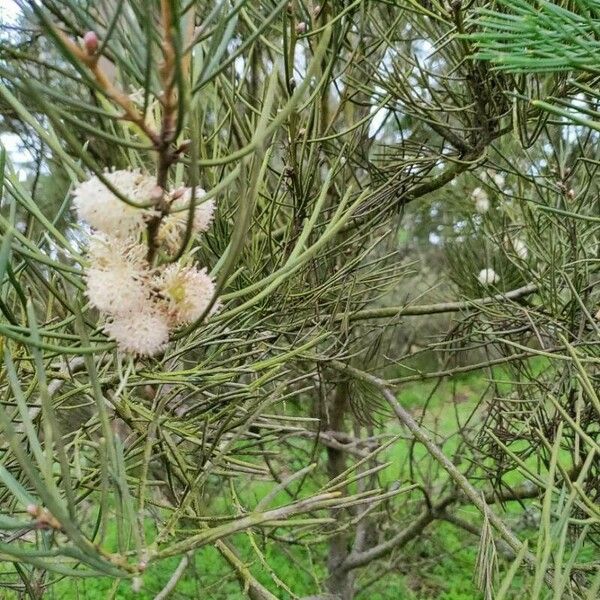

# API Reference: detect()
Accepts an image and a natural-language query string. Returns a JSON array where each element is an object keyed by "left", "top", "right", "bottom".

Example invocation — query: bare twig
[
  {"left": 327, "top": 361, "right": 553, "bottom": 586},
  {"left": 153, "top": 552, "right": 192, "bottom": 600}
]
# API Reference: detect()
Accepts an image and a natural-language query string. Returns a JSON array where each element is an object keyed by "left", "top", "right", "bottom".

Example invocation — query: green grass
[
  {"left": 37, "top": 521, "right": 489, "bottom": 599},
  {"left": 36, "top": 529, "right": 482, "bottom": 600}
]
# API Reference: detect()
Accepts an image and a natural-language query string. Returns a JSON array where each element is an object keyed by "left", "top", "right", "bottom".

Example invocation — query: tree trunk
[{"left": 325, "top": 381, "right": 354, "bottom": 600}]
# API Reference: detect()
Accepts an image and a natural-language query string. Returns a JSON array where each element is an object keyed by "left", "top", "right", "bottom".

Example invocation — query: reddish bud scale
[{"left": 83, "top": 31, "right": 99, "bottom": 55}]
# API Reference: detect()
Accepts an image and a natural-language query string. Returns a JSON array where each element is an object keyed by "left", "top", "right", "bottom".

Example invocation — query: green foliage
[
  {"left": 470, "top": 0, "right": 600, "bottom": 133},
  {"left": 471, "top": 0, "right": 600, "bottom": 73}
]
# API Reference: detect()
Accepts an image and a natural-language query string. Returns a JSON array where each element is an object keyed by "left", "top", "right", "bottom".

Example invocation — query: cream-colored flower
[
  {"left": 504, "top": 236, "right": 528, "bottom": 260},
  {"left": 85, "top": 234, "right": 151, "bottom": 315},
  {"left": 73, "top": 169, "right": 158, "bottom": 238},
  {"left": 492, "top": 173, "right": 505, "bottom": 188},
  {"left": 103, "top": 309, "right": 169, "bottom": 356},
  {"left": 471, "top": 187, "right": 489, "bottom": 213},
  {"left": 175, "top": 187, "right": 215, "bottom": 232},
  {"left": 158, "top": 187, "right": 215, "bottom": 252},
  {"left": 513, "top": 238, "right": 528, "bottom": 260},
  {"left": 158, "top": 264, "right": 215, "bottom": 325},
  {"left": 478, "top": 268, "right": 499, "bottom": 285}
]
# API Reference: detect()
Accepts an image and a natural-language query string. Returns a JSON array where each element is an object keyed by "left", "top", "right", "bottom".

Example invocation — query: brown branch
[
  {"left": 327, "top": 361, "right": 552, "bottom": 585},
  {"left": 145, "top": 0, "right": 182, "bottom": 263},
  {"left": 404, "top": 147, "right": 486, "bottom": 201},
  {"left": 336, "top": 488, "right": 542, "bottom": 577},
  {"left": 54, "top": 9, "right": 183, "bottom": 264},
  {"left": 215, "top": 540, "right": 279, "bottom": 600},
  {"left": 154, "top": 492, "right": 341, "bottom": 559},
  {"left": 440, "top": 511, "right": 482, "bottom": 536},
  {"left": 341, "top": 283, "right": 537, "bottom": 322},
  {"left": 153, "top": 552, "right": 192, "bottom": 600},
  {"left": 324, "top": 381, "right": 355, "bottom": 598},
  {"left": 291, "top": 430, "right": 379, "bottom": 459},
  {"left": 282, "top": 283, "right": 537, "bottom": 334},
  {"left": 342, "top": 479, "right": 543, "bottom": 572},
  {"left": 55, "top": 29, "right": 160, "bottom": 146},
  {"left": 342, "top": 505, "right": 436, "bottom": 570}
]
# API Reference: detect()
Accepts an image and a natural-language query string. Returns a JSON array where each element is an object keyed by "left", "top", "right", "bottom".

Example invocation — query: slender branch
[
  {"left": 146, "top": 0, "right": 181, "bottom": 263},
  {"left": 439, "top": 511, "right": 483, "bottom": 538},
  {"left": 327, "top": 361, "right": 551, "bottom": 584},
  {"left": 153, "top": 552, "right": 192, "bottom": 600},
  {"left": 404, "top": 148, "right": 486, "bottom": 201},
  {"left": 153, "top": 492, "right": 341, "bottom": 559},
  {"left": 283, "top": 283, "right": 537, "bottom": 333},
  {"left": 341, "top": 283, "right": 537, "bottom": 322},
  {"left": 293, "top": 430, "right": 379, "bottom": 459},
  {"left": 54, "top": 29, "right": 160, "bottom": 145},
  {"left": 215, "top": 540, "right": 279, "bottom": 600},
  {"left": 341, "top": 478, "right": 542, "bottom": 572},
  {"left": 342, "top": 506, "right": 436, "bottom": 570}
]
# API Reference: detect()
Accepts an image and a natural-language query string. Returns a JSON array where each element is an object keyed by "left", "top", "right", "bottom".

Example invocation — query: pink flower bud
[
  {"left": 150, "top": 185, "right": 164, "bottom": 201},
  {"left": 296, "top": 22, "right": 307, "bottom": 34},
  {"left": 83, "top": 31, "right": 99, "bottom": 55}
]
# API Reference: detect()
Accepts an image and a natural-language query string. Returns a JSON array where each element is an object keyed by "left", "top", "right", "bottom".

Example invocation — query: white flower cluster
[
  {"left": 74, "top": 170, "right": 217, "bottom": 356},
  {"left": 471, "top": 187, "right": 490, "bottom": 214},
  {"left": 487, "top": 171, "right": 505, "bottom": 189},
  {"left": 478, "top": 268, "right": 499, "bottom": 286}
]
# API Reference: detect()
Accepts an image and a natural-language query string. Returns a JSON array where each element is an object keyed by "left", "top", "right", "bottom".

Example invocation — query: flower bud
[
  {"left": 83, "top": 31, "right": 99, "bottom": 55},
  {"left": 150, "top": 185, "right": 164, "bottom": 201}
]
